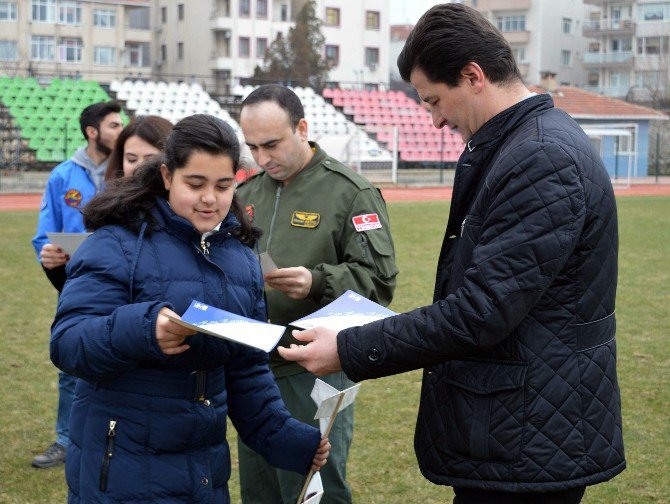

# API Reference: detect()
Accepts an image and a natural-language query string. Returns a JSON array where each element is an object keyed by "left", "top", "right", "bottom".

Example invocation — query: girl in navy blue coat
[{"left": 51, "top": 114, "right": 329, "bottom": 503}]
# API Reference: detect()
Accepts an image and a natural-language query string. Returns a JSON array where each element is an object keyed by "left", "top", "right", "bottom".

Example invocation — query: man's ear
[
  {"left": 85, "top": 125, "right": 98, "bottom": 142},
  {"left": 460, "top": 62, "right": 486, "bottom": 93},
  {"left": 296, "top": 118, "right": 309, "bottom": 142}
]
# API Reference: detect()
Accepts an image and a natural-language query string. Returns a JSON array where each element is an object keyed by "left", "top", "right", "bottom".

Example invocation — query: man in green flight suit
[{"left": 236, "top": 84, "right": 398, "bottom": 504}]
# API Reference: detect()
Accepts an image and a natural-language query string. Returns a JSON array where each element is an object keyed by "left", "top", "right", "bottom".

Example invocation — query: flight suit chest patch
[{"left": 291, "top": 211, "right": 320, "bottom": 228}]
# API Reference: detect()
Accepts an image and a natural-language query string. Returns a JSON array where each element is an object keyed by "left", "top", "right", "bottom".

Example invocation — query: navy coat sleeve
[
  {"left": 51, "top": 229, "right": 169, "bottom": 382},
  {"left": 338, "top": 142, "right": 587, "bottom": 382},
  {"left": 226, "top": 290, "right": 321, "bottom": 474}
]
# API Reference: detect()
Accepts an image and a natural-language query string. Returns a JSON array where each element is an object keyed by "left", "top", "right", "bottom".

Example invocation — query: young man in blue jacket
[
  {"left": 278, "top": 4, "right": 625, "bottom": 503},
  {"left": 30, "top": 100, "right": 122, "bottom": 468}
]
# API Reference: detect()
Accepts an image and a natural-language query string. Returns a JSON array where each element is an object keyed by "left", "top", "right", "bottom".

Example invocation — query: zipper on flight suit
[{"left": 265, "top": 184, "right": 283, "bottom": 253}]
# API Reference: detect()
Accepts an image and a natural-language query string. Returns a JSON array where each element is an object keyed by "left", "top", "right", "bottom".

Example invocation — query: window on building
[
  {"left": 239, "top": 0, "right": 250, "bottom": 16},
  {"left": 239, "top": 36, "right": 250, "bottom": 57},
  {"left": 127, "top": 7, "right": 150, "bottom": 29},
  {"left": 126, "top": 42, "right": 150, "bottom": 67},
  {"left": 31, "top": 35, "right": 55, "bottom": 61},
  {"left": 280, "top": 3, "right": 287, "bottom": 21},
  {"left": 511, "top": 46, "right": 526, "bottom": 63},
  {"left": 215, "top": 0, "right": 230, "bottom": 16},
  {"left": 0, "top": 40, "right": 17, "bottom": 60},
  {"left": 496, "top": 15, "right": 526, "bottom": 32},
  {"left": 325, "top": 44, "right": 339, "bottom": 65},
  {"left": 587, "top": 72, "right": 599, "bottom": 86},
  {"left": 561, "top": 49, "right": 571, "bottom": 66},
  {"left": 638, "top": 3, "right": 670, "bottom": 22},
  {"left": 562, "top": 17, "right": 572, "bottom": 34},
  {"left": 636, "top": 71, "right": 665, "bottom": 90},
  {"left": 637, "top": 36, "right": 669, "bottom": 55},
  {"left": 257, "top": 0, "right": 267, "bottom": 18},
  {"left": 161, "top": 6, "right": 166, "bottom": 23},
  {"left": 325, "top": 7, "right": 340, "bottom": 27},
  {"left": 0, "top": 2, "right": 17, "bottom": 21},
  {"left": 59, "top": 1, "right": 81, "bottom": 24},
  {"left": 177, "top": 42, "right": 184, "bottom": 59},
  {"left": 31, "top": 0, "right": 56, "bottom": 22},
  {"left": 611, "top": 37, "right": 632, "bottom": 52},
  {"left": 178, "top": 4, "right": 184, "bottom": 20},
  {"left": 60, "top": 38, "right": 82, "bottom": 62},
  {"left": 94, "top": 46, "right": 115, "bottom": 65},
  {"left": 256, "top": 37, "right": 267, "bottom": 59},
  {"left": 161, "top": 44, "right": 167, "bottom": 61},
  {"left": 93, "top": 9, "right": 116, "bottom": 28},
  {"left": 366, "top": 11, "right": 380, "bottom": 30},
  {"left": 365, "top": 47, "right": 379, "bottom": 68}
]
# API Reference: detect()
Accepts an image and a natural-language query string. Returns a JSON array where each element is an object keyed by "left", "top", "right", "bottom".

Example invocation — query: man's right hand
[{"left": 40, "top": 243, "right": 69, "bottom": 270}]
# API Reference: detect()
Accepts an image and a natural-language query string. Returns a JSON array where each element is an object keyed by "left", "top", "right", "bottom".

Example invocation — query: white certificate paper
[
  {"left": 164, "top": 300, "right": 285, "bottom": 352},
  {"left": 290, "top": 290, "right": 396, "bottom": 332},
  {"left": 46, "top": 232, "right": 91, "bottom": 256}
]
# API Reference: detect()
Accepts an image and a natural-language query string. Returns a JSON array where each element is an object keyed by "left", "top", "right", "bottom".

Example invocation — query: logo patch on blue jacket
[{"left": 64, "top": 189, "right": 82, "bottom": 207}]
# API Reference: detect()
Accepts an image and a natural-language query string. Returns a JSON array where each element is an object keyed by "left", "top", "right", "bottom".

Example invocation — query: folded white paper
[
  {"left": 46, "top": 232, "right": 92, "bottom": 256},
  {"left": 291, "top": 290, "right": 396, "bottom": 332},
  {"left": 165, "top": 300, "right": 285, "bottom": 352},
  {"left": 310, "top": 378, "right": 361, "bottom": 434},
  {"left": 302, "top": 471, "right": 324, "bottom": 504}
]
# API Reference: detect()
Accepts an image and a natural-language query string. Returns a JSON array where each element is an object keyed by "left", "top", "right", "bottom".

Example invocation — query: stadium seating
[
  {"left": 0, "top": 77, "right": 123, "bottom": 163},
  {"left": 233, "top": 84, "right": 392, "bottom": 165},
  {"left": 322, "top": 87, "right": 464, "bottom": 164},
  {"left": 110, "top": 79, "right": 239, "bottom": 130}
]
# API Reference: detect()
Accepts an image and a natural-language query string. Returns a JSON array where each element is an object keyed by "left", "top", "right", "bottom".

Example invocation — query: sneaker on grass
[{"left": 31, "top": 442, "right": 66, "bottom": 468}]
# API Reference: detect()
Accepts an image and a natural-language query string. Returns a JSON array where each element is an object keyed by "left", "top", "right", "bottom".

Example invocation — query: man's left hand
[
  {"left": 264, "top": 266, "right": 312, "bottom": 300},
  {"left": 277, "top": 327, "right": 342, "bottom": 376}
]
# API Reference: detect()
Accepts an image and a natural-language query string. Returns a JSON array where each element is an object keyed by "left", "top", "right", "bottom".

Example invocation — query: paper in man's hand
[{"left": 258, "top": 252, "right": 278, "bottom": 276}]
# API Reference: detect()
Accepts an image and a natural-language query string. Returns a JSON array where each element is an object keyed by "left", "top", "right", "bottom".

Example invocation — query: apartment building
[
  {"left": 0, "top": 1, "right": 389, "bottom": 93},
  {"left": 154, "top": 0, "right": 390, "bottom": 94},
  {"left": 0, "top": 0, "right": 152, "bottom": 82},
  {"left": 583, "top": 0, "right": 670, "bottom": 100},
  {"left": 460, "top": 0, "right": 593, "bottom": 86}
]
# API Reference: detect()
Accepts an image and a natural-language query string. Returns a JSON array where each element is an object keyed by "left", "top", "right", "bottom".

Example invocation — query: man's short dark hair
[
  {"left": 241, "top": 84, "right": 304, "bottom": 130},
  {"left": 397, "top": 3, "right": 522, "bottom": 87},
  {"left": 79, "top": 101, "right": 122, "bottom": 140}
]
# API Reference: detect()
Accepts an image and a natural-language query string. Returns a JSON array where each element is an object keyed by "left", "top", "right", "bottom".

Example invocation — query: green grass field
[{"left": 0, "top": 197, "right": 668, "bottom": 503}]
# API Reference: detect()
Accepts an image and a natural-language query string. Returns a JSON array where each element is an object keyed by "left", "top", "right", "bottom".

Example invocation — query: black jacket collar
[{"left": 444, "top": 94, "right": 554, "bottom": 238}]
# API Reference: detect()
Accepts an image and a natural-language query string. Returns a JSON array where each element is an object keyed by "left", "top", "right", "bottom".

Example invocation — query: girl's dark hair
[
  {"left": 84, "top": 114, "right": 261, "bottom": 247},
  {"left": 105, "top": 115, "right": 174, "bottom": 181}
]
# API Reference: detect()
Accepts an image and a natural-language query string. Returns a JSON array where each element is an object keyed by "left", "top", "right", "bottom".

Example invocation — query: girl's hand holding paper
[{"left": 156, "top": 307, "right": 195, "bottom": 355}]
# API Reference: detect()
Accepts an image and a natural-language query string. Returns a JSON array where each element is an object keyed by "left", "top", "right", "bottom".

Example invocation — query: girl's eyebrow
[{"left": 183, "top": 174, "right": 234, "bottom": 182}]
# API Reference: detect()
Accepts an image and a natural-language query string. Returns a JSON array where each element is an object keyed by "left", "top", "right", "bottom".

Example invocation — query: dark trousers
[{"left": 453, "top": 486, "right": 586, "bottom": 504}]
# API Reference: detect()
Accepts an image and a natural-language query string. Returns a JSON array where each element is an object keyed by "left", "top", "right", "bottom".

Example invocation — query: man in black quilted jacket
[{"left": 278, "top": 3, "right": 625, "bottom": 503}]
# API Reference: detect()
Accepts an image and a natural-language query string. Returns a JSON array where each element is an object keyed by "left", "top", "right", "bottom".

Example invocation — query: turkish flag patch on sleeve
[{"left": 352, "top": 213, "right": 382, "bottom": 232}]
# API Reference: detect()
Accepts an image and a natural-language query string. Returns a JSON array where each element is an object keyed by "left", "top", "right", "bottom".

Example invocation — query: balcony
[
  {"left": 503, "top": 31, "right": 531, "bottom": 44},
  {"left": 583, "top": 19, "right": 635, "bottom": 37},
  {"left": 582, "top": 52, "right": 634, "bottom": 67},
  {"left": 517, "top": 62, "right": 529, "bottom": 78},
  {"left": 211, "top": 56, "right": 233, "bottom": 71},
  {"left": 581, "top": 84, "right": 631, "bottom": 98},
  {"left": 583, "top": 0, "right": 633, "bottom": 5},
  {"left": 477, "top": 0, "right": 531, "bottom": 11}
]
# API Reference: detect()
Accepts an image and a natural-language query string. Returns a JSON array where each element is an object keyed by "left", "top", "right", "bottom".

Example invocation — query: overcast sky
[{"left": 389, "top": 0, "right": 443, "bottom": 25}]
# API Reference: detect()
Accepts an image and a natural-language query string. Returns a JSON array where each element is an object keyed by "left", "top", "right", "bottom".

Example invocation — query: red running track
[{"left": 1, "top": 185, "right": 669, "bottom": 211}]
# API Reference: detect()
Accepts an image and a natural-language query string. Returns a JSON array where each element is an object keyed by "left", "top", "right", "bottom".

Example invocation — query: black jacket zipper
[{"left": 99, "top": 419, "right": 116, "bottom": 492}]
